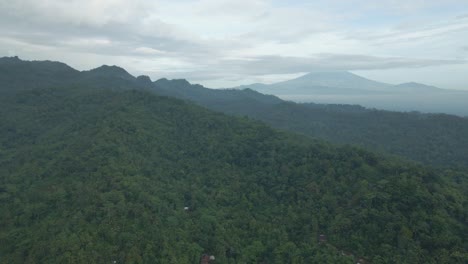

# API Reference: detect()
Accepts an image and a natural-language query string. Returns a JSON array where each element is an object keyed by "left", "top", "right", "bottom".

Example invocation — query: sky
[{"left": 0, "top": 0, "right": 467, "bottom": 89}]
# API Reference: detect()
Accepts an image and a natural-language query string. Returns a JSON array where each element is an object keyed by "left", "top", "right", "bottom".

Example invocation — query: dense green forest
[
  {"left": 0, "top": 81, "right": 467, "bottom": 263},
  {"left": 151, "top": 79, "right": 468, "bottom": 168},
  {"left": 2, "top": 56, "right": 468, "bottom": 168}
]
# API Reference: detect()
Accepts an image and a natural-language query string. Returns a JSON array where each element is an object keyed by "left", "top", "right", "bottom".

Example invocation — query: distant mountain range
[
  {"left": 234, "top": 71, "right": 468, "bottom": 116},
  {"left": 2, "top": 56, "right": 468, "bottom": 167}
]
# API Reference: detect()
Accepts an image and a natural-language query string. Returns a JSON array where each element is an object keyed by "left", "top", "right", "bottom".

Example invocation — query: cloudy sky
[{"left": 1, "top": 0, "right": 467, "bottom": 89}]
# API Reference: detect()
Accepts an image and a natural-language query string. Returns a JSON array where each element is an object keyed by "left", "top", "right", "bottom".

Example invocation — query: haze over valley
[{"left": 235, "top": 71, "right": 468, "bottom": 116}]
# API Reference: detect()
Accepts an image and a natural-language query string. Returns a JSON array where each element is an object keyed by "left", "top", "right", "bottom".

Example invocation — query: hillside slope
[
  {"left": 153, "top": 79, "right": 468, "bottom": 168},
  {"left": 0, "top": 84, "right": 467, "bottom": 263},
  {"left": 2, "top": 57, "right": 468, "bottom": 168}
]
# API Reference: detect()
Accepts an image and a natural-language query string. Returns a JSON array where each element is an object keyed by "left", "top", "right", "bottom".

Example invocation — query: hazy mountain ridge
[
  {"left": 269, "top": 71, "right": 391, "bottom": 91},
  {"left": 234, "top": 71, "right": 468, "bottom": 116},
  {"left": 236, "top": 71, "right": 449, "bottom": 93},
  {"left": 394, "top": 82, "right": 443, "bottom": 91}
]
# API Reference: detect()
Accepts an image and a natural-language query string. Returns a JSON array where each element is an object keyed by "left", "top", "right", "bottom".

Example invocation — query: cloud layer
[{"left": 0, "top": 0, "right": 467, "bottom": 88}]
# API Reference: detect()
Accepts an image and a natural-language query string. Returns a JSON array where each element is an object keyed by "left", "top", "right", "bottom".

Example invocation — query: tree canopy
[{"left": 0, "top": 85, "right": 466, "bottom": 263}]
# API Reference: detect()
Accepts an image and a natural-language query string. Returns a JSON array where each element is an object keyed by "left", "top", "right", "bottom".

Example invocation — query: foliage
[
  {"left": 152, "top": 80, "right": 468, "bottom": 168},
  {"left": 2, "top": 56, "right": 468, "bottom": 168},
  {"left": 0, "top": 86, "right": 467, "bottom": 263}
]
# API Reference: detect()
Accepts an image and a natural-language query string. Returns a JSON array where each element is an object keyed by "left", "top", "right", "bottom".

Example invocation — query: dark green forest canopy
[
  {"left": 152, "top": 79, "right": 468, "bottom": 169},
  {"left": 0, "top": 83, "right": 467, "bottom": 263},
  {"left": 2, "top": 56, "right": 468, "bottom": 168}
]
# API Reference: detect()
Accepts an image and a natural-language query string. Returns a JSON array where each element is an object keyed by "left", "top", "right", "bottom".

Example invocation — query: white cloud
[
  {"left": 352, "top": 16, "right": 468, "bottom": 44},
  {"left": 0, "top": 0, "right": 467, "bottom": 88},
  {"left": 133, "top": 47, "right": 166, "bottom": 56},
  {"left": 1, "top": 0, "right": 156, "bottom": 26}
]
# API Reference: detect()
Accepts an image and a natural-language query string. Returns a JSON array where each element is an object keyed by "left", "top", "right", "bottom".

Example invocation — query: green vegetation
[
  {"left": 226, "top": 101, "right": 468, "bottom": 168},
  {"left": 0, "top": 84, "right": 467, "bottom": 263},
  {"left": 2, "top": 56, "right": 468, "bottom": 168},
  {"left": 152, "top": 79, "right": 468, "bottom": 168}
]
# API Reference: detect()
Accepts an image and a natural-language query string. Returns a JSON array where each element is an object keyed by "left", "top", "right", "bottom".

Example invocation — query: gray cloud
[
  {"left": 1, "top": 0, "right": 467, "bottom": 88},
  {"left": 0, "top": 17, "right": 207, "bottom": 57},
  {"left": 141, "top": 54, "right": 465, "bottom": 82},
  {"left": 348, "top": 18, "right": 468, "bottom": 45},
  {"left": 0, "top": 1, "right": 233, "bottom": 60},
  {"left": 228, "top": 54, "right": 465, "bottom": 74}
]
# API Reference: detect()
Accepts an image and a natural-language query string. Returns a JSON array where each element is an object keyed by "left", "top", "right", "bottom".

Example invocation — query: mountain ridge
[
  {"left": 235, "top": 71, "right": 446, "bottom": 93},
  {"left": 85, "top": 65, "right": 133, "bottom": 77},
  {"left": 273, "top": 71, "right": 391, "bottom": 90},
  {"left": 2, "top": 56, "right": 468, "bottom": 167},
  {"left": 394, "top": 82, "right": 443, "bottom": 91}
]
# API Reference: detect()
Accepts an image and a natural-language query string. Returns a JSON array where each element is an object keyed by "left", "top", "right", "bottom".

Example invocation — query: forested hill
[
  {"left": 2, "top": 57, "right": 468, "bottom": 168},
  {"left": 152, "top": 78, "right": 468, "bottom": 168},
  {"left": 1, "top": 73, "right": 467, "bottom": 262}
]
